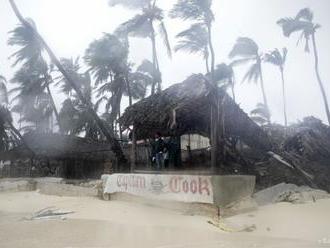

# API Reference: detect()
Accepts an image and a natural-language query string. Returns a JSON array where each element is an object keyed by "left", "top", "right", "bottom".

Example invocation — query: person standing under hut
[{"left": 151, "top": 132, "right": 165, "bottom": 170}]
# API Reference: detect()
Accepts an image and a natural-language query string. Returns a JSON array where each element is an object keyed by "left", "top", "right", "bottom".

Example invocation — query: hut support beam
[
  {"left": 210, "top": 104, "right": 218, "bottom": 170},
  {"left": 131, "top": 126, "right": 137, "bottom": 172}
]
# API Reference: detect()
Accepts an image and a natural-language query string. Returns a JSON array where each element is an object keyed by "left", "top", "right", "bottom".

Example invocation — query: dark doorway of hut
[{"left": 128, "top": 133, "right": 219, "bottom": 175}]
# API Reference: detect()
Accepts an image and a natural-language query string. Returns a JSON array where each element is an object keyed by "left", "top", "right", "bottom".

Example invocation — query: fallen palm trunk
[{"left": 8, "top": 0, "right": 126, "bottom": 164}]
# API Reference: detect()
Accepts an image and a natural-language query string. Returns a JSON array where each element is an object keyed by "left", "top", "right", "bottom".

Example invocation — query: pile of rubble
[
  {"left": 254, "top": 183, "right": 330, "bottom": 205},
  {"left": 246, "top": 117, "right": 330, "bottom": 192}
]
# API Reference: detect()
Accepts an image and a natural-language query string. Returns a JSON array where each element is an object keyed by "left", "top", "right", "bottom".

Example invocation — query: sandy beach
[{"left": 0, "top": 191, "right": 329, "bottom": 248}]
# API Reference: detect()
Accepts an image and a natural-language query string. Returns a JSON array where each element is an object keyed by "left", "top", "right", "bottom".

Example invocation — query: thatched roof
[
  {"left": 120, "top": 74, "right": 271, "bottom": 151},
  {"left": 0, "top": 132, "right": 114, "bottom": 160}
]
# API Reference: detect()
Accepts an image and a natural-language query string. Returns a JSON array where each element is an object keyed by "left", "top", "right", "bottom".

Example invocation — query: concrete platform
[{"left": 102, "top": 173, "right": 256, "bottom": 207}]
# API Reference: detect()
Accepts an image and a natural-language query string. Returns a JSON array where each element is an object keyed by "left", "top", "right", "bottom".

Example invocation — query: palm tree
[
  {"left": 9, "top": 60, "right": 53, "bottom": 132},
  {"left": 54, "top": 57, "right": 82, "bottom": 96},
  {"left": 8, "top": 22, "right": 62, "bottom": 132},
  {"left": 170, "top": 0, "right": 222, "bottom": 169},
  {"left": 250, "top": 103, "right": 271, "bottom": 126},
  {"left": 109, "top": 0, "right": 171, "bottom": 94},
  {"left": 174, "top": 23, "right": 210, "bottom": 73},
  {"left": 8, "top": 0, "right": 126, "bottom": 162},
  {"left": 84, "top": 34, "right": 129, "bottom": 131},
  {"left": 229, "top": 37, "right": 270, "bottom": 123},
  {"left": 170, "top": 0, "right": 215, "bottom": 80},
  {"left": 0, "top": 75, "right": 34, "bottom": 154},
  {"left": 277, "top": 8, "right": 330, "bottom": 125},
  {"left": 265, "top": 48, "right": 288, "bottom": 127},
  {"left": 59, "top": 73, "right": 100, "bottom": 140},
  {"left": 55, "top": 58, "right": 103, "bottom": 139},
  {"left": 127, "top": 62, "right": 154, "bottom": 99}
]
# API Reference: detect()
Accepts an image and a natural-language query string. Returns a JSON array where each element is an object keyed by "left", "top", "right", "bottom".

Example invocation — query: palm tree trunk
[
  {"left": 207, "top": 24, "right": 215, "bottom": 81},
  {"left": 258, "top": 62, "right": 270, "bottom": 124},
  {"left": 207, "top": 23, "right": 220, "bottom": 170},
  {"left": 118, "top": 104, "right": 123, "bottom": 141},
  {"left": 8, "top": 0, "right": 126, "bottom": 163},
  {"left": 280, "top": 67, "right": 288, "bottom": 128},
  {"left": 46, "top": 85, "right": 63, "bottom": 133},
  {"left": 150, "top": 23, "right": 160, "bottom": 95},
  {"left": 231, "top": 74, "right": 236, "bottom": 102},
  {"left": 311, "top": 33, "right": 330, "bottom": 125},
  {"left": 125, "top": 74, "right": 133, "bottom": 106},
  {"left": 205, "top": 52, "right": 210, "bottom": 74}
]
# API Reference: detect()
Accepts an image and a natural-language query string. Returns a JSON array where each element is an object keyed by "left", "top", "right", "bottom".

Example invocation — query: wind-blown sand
[{"left": 0, "top": 191, "right": 329, "bottom": 247}]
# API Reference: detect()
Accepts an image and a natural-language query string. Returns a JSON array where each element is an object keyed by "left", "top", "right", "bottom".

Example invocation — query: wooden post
[
  {"left": 131, "top": 125, "right": 137, "bottom": 172},
  {"left": 210, "top": 102, "right": 218, "bottom": 171}
]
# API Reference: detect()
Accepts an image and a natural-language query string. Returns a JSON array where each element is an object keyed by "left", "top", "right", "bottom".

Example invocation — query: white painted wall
[
  {"left": 102, "top": 174, "right": 214, "bottom": 204},
  {"left": 181, "top": 135, "right": 210, "bottom": 151}
]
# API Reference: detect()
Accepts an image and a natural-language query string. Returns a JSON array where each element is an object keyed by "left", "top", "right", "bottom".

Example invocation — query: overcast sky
[{"left": 1, "top": 0, "right": 330, "bottom": 125}]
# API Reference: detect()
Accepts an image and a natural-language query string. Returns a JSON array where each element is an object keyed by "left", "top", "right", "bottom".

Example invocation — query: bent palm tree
[
  {"left": 174, "top": 23, "right": 210, "bottom": 73},
  {"left": 265, "top": 48, "right": 288, "bottom": 127},
  {"left": 8, "top": 0, "right": 126, "bottom": 162},
  {"left": 170, "top": 0, "right": 215, "bottom": 80},
  {"left": 229, "top": 37, "right": 270, "bottom": 123},
  {"left": 8, "top": 22, "right": 62, "bottom": 132},
  {"left": 277, "top": 8, "right": 330, "bottom": 125},
  {"left": 109, "top": 0, "right": 171, "bottom": 94}
]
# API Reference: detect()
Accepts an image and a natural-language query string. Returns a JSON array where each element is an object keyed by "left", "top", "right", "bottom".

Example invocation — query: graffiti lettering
[
  {"left": 169, "top": 176, "right": 210, "bottom": 195},
  {"left": 199, "top": 177, "right": 210, "bottom": 196},
  {"left": 117, "top": 175, "right": 146, "bottom": 190}
]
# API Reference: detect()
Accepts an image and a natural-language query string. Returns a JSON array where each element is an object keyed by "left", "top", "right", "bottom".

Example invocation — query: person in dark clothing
[{"left": 151, "top": 132, "right": 165, "bottom": 170}]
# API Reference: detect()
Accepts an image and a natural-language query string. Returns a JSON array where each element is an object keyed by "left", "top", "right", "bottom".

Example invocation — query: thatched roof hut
[{"left": 120, "top": 74, "right": 271, "bottom": 151}]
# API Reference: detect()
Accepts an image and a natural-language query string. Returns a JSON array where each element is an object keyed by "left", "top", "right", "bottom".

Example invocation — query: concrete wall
[
  {"left": 102, "top": 174, "right": 256, "bottom": 207},
  {"left": 0, "top": 178, "right": 36, "bottom": 192},
  {"left": 102, "top": 174, "right": 214, "bottom": 204},
  {"left": 211, "top": 175, "right": 256, "bottom": 207},
  {"left": 0, "top": 177, "right": 100, "bottom": 197}
]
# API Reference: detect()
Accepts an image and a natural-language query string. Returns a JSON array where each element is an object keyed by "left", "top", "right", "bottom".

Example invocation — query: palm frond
[
  {"left": 126, "top": 71, "right": 152, "bottom": 99},
  {"left": 158, "top": 21, "right": 172, "bottom": 58},
  {"left": 295, "top": 8, "right": 313, "bottom": 22},
  {"left": 277, "top": 18, "right": 312, "bottom": 37},
  {"left": 241, "top": 63, "right": 260, "bottom": 84},
  {"left": 277, "top": 10, "right": 318, "bottom": 53},
  {"left": 250, "top": 116, "right": 268, "bottom": 126},
  {"left": 230, "top": 57, "right": 254, "bottom": 67},
  {"left": 174, "top": 23, "right": 208, "bottom": 57},
  {"left": 250, "top": 103, "right": 271, "bottom": 120},
  {"left": 169, "top": 0, "right": 214, "bottom": 23},
  {"left": 84, "top": 34, "right": 128, "bottom": 84},
  {"left": 229, "top": 37, "right": 259, "bottom": 59},
  {"left": 117, "top": 14, "right": 151, "bottom": 38},
  {"left": 8, "top": 23, "right": 44, "bottom": 67},
  {"left": 108, "top": 0, "right": 150, "bottom": 9},
  {"left": 264, "top": 48, "right": 287, "bottom": 67},
  {"left": 213, "top": 63, "right": 233, "bottom": 83},
  {"left": 0, "top": 77, "right": 8, "bottom": 105},
  {"left": 137, "top": 59, "right": 155, "bottom": 76}
]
